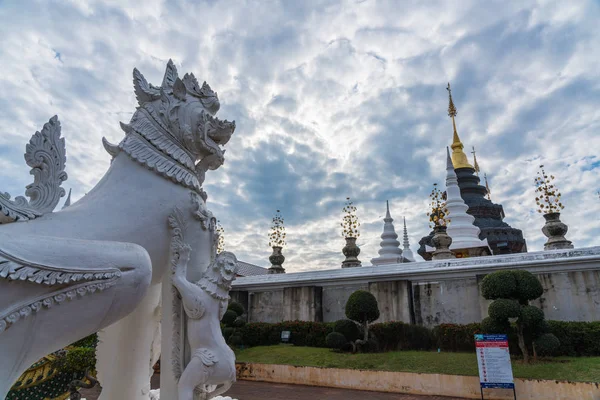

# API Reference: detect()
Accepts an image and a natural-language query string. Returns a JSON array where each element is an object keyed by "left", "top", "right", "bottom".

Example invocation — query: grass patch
[{"left": 235, "top": 345, "right": 600, "bottom": 383}]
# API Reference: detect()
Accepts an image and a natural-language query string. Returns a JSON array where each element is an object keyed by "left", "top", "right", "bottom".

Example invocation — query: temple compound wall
[{"left": 231, "top": 247, "right": 600, "bottom": 327}]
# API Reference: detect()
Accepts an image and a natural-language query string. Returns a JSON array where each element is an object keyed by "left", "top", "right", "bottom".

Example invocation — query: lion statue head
[
  {"left": 103, "top": 60, "right": 235, "bottom": 194},
  {"left": 197, "top": 251, "right": 239, "bottom": 301}
]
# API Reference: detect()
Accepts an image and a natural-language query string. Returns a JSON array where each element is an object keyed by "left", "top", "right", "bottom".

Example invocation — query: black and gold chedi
[{"left": 418, "top": 84, "right": 527, "bottom": 260}]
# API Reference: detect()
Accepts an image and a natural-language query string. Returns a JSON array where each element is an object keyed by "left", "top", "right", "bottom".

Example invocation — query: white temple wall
[
  {"left": 248, "top": 290, "right": 284, "bottom": 323},
  {"left": 322, "top": 284, "right": 368, "bottom": 322},
  {"left": 232, "top": 247, "right": 600, "bottom": 327},
  {"left": 532, "top": 270, "right": 600, "bottom": 321},
  {"left": 369, "top": 281, "right": 413, "bottom": 323}
]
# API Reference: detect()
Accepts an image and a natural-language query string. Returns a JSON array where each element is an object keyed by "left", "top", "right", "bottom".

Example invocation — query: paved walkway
[
  {"left": 81, "top": 379, "right": 468, "bottom": 400},
  {"left": 227, "top": 380, "right": 468, "bottom": 400}
]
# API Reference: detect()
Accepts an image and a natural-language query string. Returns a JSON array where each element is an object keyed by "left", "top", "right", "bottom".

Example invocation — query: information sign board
[{"left": 475, "top": 334, "right": 515, "bottom": 390}]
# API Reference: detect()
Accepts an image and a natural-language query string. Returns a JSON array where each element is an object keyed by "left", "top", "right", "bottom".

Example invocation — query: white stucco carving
[
  {"left": 0, "top": 116, "right": 67, "bottom": 223},
  {"left": 0, "top": 60, "right": 235, "bottom": 400},
  {"left": 171, "top": 243, "right": 238, "bottom": 400}
]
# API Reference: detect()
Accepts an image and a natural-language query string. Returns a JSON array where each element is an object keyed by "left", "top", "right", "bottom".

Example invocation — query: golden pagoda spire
[
  {"left": 446, "top": 83, "right": 473, "bottom": 169},
  {"left": 484, "top": 173, "right": 492, "bottom": 200}
]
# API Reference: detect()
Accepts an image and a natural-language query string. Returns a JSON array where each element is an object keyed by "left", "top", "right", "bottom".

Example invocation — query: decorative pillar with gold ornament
[
  {"left": 216, "top": 220, "right": 225, "bottom": 254},
  {"left": 428, "top": 183, "right": 455, "bottom": 260},
  {"left": 268, "top": 210, "right": 286, "bottom": 274},
  {"left": 341, "top": 197, "right": 362, "bottom": 268},
  {"left": 534, "top": 165, "right": 574, "bottom": 250}
]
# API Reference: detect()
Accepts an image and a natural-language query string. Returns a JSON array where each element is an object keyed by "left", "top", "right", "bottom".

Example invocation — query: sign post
[{"left": 474, "top": 334, "right": 516, "bottom": 400}]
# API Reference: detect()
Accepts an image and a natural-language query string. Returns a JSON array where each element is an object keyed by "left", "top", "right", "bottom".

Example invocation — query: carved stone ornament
[
  {"left": 268, "top": 246, "right": 286, "bottom": 274},
  {"left": 431, "top": 225, "right": 455, "bottom": 260},
  {"left": 342, "top": 237, "right": 362, "bottom": 268},
  {"left": 103, "top": 60, "right": 235, "bottom": 194},
  {"left": 169, "top": 212, "right": 238, "bottom": 400},
  {"left": 0, "top": 116, "right": 67, "bottom": 223},
  {"left": 542, "top": 212, "right": 574, "bottom": 250}
]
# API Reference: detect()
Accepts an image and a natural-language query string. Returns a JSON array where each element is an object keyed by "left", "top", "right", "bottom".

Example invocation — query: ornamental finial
[
  {"left": 447, "top": 82, "right": 457, "bottom": 118},
  {"left": 472, "top": 146, "right": 480, "bottom": 176},
  {"left": 484, "top": 173, "right": 492, "bottom": 201},
  {"left": 446, "top": 83, "right": 473, "bottom": 169}
]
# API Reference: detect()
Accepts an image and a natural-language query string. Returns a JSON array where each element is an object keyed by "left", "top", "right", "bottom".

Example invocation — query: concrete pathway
[
  {"left": 227, "top": 381, "right": 469, "bottom": 400},
  {"left": 80, "top": 378, "right": 470, "bottom": 400}
]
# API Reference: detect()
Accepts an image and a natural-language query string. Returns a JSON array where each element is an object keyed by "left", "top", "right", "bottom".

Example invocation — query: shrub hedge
[
  {"left": 236, "top": 320, "right": 600, "bottom": 356},
  {"left": 238, "top": 321, "right": 334, "bottom": 348}
]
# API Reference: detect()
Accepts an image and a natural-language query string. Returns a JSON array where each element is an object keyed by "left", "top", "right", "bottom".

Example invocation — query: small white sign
[{"left": 475, "top": 334, "right": 515, "bottom": 389}]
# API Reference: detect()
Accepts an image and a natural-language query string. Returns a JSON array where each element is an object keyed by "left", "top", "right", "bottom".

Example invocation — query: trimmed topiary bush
[
  {"left": 334, "top": 319, "right": 361, "bottom": 342},
  {"left": 488, "top": 299, "right": 521, "bottom": 321},
  {"left": 345, "top": 290, "right": 380, "bottom": 341},
  {"left": 227, "top": 302, "right": 245, "bottom": 317},
  {"left": 481, "top": 317, "right": 511, "bottom": 335},
  {"left": 233, "top": 317, "right": 246, "bottom": 328},
  {"left": 481, "top": 269, "right": 556, "bottom": 363},
  {"left": 520, "top": 305, "right": 545, "bottom": 327},
  {"left": 221, "top": 310, "right": 238, "bottom": 326},
  {"left": 535, "top": 333, "right": 560, "bottom": 356},
  {"left": 229, "top": 335, "right": 243, "bottom": 346},
  {"left": 222, "top": 327, "right": 234, "bottom": 340},
  {"left": 481, "top": 270, "right": 517, "bottom": 299},
  {"left": 326, "top": 332, "right": 348, "bottom": 351},
  {"left": 366, "top": 338, "right": 380, "bottom": 353}
]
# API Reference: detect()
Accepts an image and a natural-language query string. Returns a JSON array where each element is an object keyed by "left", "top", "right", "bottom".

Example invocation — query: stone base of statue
[
  {"left": 431, "top": 226, "right": 455, "bottom": 260},
  {"left": 268, "top": 246, "right": 286, "bottom": 274},
  {"left": 342, "top": 237, "right": 362, "bottom": 268},
  {"left": 542, "top": 212, "right": 574, "bottom": 250}
]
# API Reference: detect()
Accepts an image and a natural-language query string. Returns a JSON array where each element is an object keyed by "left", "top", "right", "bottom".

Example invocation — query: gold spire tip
[{"left": 447, "top": 82, "right": 457, "bottom": 118}]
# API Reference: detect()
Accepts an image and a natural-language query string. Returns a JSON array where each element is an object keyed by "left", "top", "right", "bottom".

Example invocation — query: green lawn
[{"left": 235, "top": 345, "right": 600, "bottom": 383}]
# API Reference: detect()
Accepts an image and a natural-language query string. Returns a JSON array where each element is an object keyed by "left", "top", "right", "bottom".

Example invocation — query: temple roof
[{"left": 237, "top": 261, "right": 268, "bottom": 277}]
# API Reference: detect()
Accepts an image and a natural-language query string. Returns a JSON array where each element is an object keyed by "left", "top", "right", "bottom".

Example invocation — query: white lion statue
[{"left": 0, "top": 60, "right": 235, "bottom": 399}]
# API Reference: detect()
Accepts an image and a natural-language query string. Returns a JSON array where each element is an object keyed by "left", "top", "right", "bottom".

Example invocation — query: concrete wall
[
  {"left": 412, "top": 277, "right": 484, "bottom": 327},
  {"left": 283, "top": 286, "right": 323, "bottom": 322},
  {"left": 237, "top": 363, "right": 600, "bottom": 400},
  {"left": 322, "top": 284, "right": 367, "bottom": 322},
  {"left": 235, "top": 269, "right": 600, "bottom": 326},
  {"left": 233, "top": 247, "right": 600, "bottom": 326},
  {"left": 248, "top": 290, "right": 283, "bottom": 323},
  {"left": 369, "top": 280, "right": 413, "bottom": 324},
  {"left": 532, "top": 270, "right": 600, "bottom": 321}
]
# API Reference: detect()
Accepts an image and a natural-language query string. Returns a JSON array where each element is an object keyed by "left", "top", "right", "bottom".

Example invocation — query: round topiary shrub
[
  {"left": 481, "top": 270, "right": 517, "bottom": 299},
  {"left": 227, "top": 302, "right": 245, "bottom": 316},
  {"left": 512, "top": 270, "right": 544, "bottom": 302},
  {"left": 326, "top": 332, "right": 348, "bottom": 351},
  {"left": 535, "top": 333, "right": 560, "bottom": 356},
  {"left": 221, "top": 310, "right": 238, "bottom": 326},
  {"left": 481, "top": 317, "right": 511, "bottom": 334},
  {"left": 366, "top": 338, "right": 380, "bottom": 353},
  {"left": 233, "top": 317, "right": 246, "bottom": 328},
  {"left": 488, "top": 299, "right": 521, "bottom": 321},
  {"left": 222, "top": 327, "right": 234, "bottom": 340},
  {"left": 520, "top": 305, "right": 545, "bottom": 327},
  {"left": 345, "top": 290, "right": 380, "bottom": 340},
  {"left": 334, "top": 319, "right": 361, "bottom": 342},
  {"left": 229, "top": 334, "right": 243, "bottom": 346}
]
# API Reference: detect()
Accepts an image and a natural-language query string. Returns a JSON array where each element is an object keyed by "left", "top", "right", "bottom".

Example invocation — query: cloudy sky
[{"left": 1, "top": 0, "right": 599, "bottom": 272}]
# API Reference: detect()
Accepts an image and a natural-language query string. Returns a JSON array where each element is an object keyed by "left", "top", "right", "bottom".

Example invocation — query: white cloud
[{"left": 0, "top": 0, "right": 598, "bottom": 272}]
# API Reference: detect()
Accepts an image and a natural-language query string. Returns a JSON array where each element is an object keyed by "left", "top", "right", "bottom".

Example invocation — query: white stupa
[
  {"left": 402, "top": 217, "right": 415, "bottom": 262},
  {"left": 371, "top": 201, "right": 404, "bottom": 266},
  {"left": 444, "top": 147, "right": 491, "bottom": 256}
]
